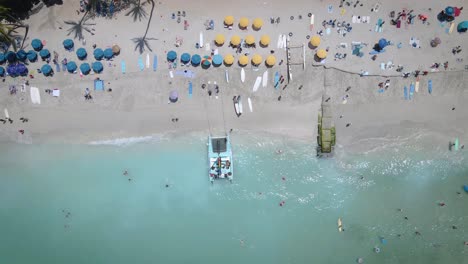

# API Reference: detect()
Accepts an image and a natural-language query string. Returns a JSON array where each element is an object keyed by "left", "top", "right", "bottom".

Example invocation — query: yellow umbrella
[
  {"left": 253, "top": 18, "right": 263, "bottom": 30},
  {"left": 245, "top": 35, "right": 255, "bottom": 45},
  {"left": 252, "top": 54, "right": 262, "bottom": 65},
  {"left": 260, "top": 35, "right": 270, "bottom": 46},
  {"left": 238, "top": 55, "right": 249, "bottom": 66},
  {"left": 215, "top": 34, "right": 225, "bottom": 46},
  {"left": 230, "top": 35, "right": 241, "bottom": 46},
  {"left": 316, "top": 49, "right": 327, "bottom": 59},
  {"left": 266, "top": 55, "right": 276, "bottom": 66},
  {"left": 224, "top": 54, "right": 234, "bottom": 65},
  {"left": 224, "top": 16, "right": 234, "bottom": 26},
  {"left": 239, "top": 17, "right": 249, "bottom": 29},
  {"left": 310, "top": 36, "right": 321, "bottom": 47}
]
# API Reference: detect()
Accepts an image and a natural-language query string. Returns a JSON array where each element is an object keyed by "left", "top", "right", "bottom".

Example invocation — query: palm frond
[
  {"left": 64, "top": 15, "right": 96, "bottom": 40},
  {"left": 125, "top": 1, "right": 147, "bottom": 21},
  {"left": 132, "top": 36, "right": 156, "bottom": 54}
]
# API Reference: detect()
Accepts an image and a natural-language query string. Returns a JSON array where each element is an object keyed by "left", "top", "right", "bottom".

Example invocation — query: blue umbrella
[
  {"left": 16, "top": 50, "right": 27, "bottom": 61},
  {"left": 93, "top": 48, "right": 104, "bottom": 60},
  {"left": 66, "top": 61, "right": 77, "bottom": 73},
  {"left": 181, "top": 53, "right": 191, "bottom": 63},
  {"left": 191, "top": 54, "right": 201, "bottom": 66},
  {"left": 103, "top": 48, "right": 113, "bottom": 60},
  {"left": 6, "top": 51, "right": 17, "bottom": 63},
  {"left": 0, "top": 53, "right": 5, "bottom": 64},
  {"left": 212, "top": 54, "right": 223, "bottom": 66},
  {"left": 445, "top": 6, "right": 454, "bottom": 16},
  {"left": 27, "top": 50, "right": 37, "bottom": 62},
  {"left": 378, "top": 38, "right": 388, "bottom": 49},
  {"left": 39, "top": 49, "right": 50, "bottom": 59},
  {"left": 80, "top": 63, "right": 91, "bottom": 75},
  {"left": 457, "top": 21, "right": 468, "bottom": 33},
  {"left": 92, "top": 61, "right": 103, "bottom": 73},
  {"left": 169, "top": 90, "right": 179, "bottom": 103},
  {"left": 167, "top": 50, "right": 177, "bottom": 61},
  {"left": 31, "top": 39, "right": 43, "bottom": 51},
  {"left": 16, "top": 63, "right": 28, "bottom": 76},
  {"left": 76, "top": 48, "right": 87, "bottom": 60},
  {"left": 0, "top": 66, "right": 4, "bottom": 77},
  {"left": 63, "top": 39, "right": 74, "bottom": 50},
  {"left": 41, "top": 64, "right": 52, "bottom": 76}
]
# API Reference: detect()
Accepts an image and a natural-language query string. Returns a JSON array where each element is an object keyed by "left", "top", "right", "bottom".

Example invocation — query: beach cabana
[
  {"left": 191, "top": 54, "right": 201, "bottom": 66},
  {"left": 215, "top": 34, "right": 225, "bottom": 46},
  {"left": 94, "top": 48, "right": 104, "bottom": 60},
  {"left": 41, "top": 64, "right": 53, "bottom": 76},
  {"left": 27, "top": 50, "right": 37, "bottom": 62},
  {"left": 31, "top": 39, "right": 43, "bottom": 51},
  {"left": 239, "top": 17, "right": 249, "bottom": 29},
  {"left": 0, "top": 66, "right": 4, "bottom": 77},
  {"left": 201, "top": 56, "right": 212, "bottom": 69},
  {"left": 63, "top": 39, "right": 74, "bottom": 50},
  {"left": 0, "top": 53, "right": 5, "bottom": 64},
  {"left": 169, "top": 90, "right": 179, "bottom": 103},
  {"left": 224, "top": 54, "right": 234, "bottom": 65},
  {"left": 66, "top": 61, "right": 77, "bottom": 73},
  {"left": 253, "top": 18, "right": 263, "bottom": 30},
  {"left": 238, "top": 55, "right": 248, "bottom": 66},
  {"left": 6, "top": 51, "right": 17, "bottom": 63},
  {"left": 167, "top": 50, "right": 177, "bottom": 62},
  {"left": 252, "top": 54, "right": 262, "bottom": 65},
  {"left": 230, "top": 35, "right": 241, "bottom": 47},
  {"left": 224, "top": 16, "right": 234, "bottom": 26},
  {"left": 212, "top": 54, "right": 223, "bottom": 66},
  {"left": 457, "top": 21, "right": 468, "bottom": 33},
  {"left": 80, "top": 63, "right": 91, "bottom": 75},
  {"left": 16, "top": 50, "right": 27, "bottom": 61},
  {"left": 39, "top": 49, "right": 50, "bottom": 59},
  {"left": 260, "top": 35, "right": 270, "bottom": 47},
  {"left": 181, "top": 53, "right": 191, "bottom": 64},
  {"left": 316, "top": 49, "right": 327, "bottom": 60},
  {"left": 112, "top": 44, "right": 120, "bottom": 55},
  {"left": 103, "top": 48, "right": 114, "bottom": 60},
  {"left": 266, "top": 55, "right": 276, "bottom": 67},
  {"left": 76, "top": 48, "right": 87, "bottom": 60},
  {"left": 92, "top": 61, "right": 103, "bottom": 73},
  {"left": 309, "top": 36, "right": 321, "bottom": 48},
  {"left": 245, "top": 35, "right": 255, "bottom": 45}
]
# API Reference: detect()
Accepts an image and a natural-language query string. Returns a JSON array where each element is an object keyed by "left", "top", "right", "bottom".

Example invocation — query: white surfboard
[
  {"left": 241, "top": 68, "right": 245, "bottom": 83},
  {"left": 415, "top": 78, "right": 420, "bottom": 92},
  {"left": 225, "top": 70, "right": 229, "bottom": 83},
  {"left": 234, "top": 102, "right": 240, "bottom": 116},
  {"left": 239, "top": 98, "right": 243, "bottom": 114},
  {"left": 4, "top": 108, "right": 9, "bottom": 119},
  {"left": 277, "top": 34, "right": 282, "bottom": 49},
  {"left": 262, "top": 70, "right": 268, "bottom": 88},
  {"left": 282, "top": 35, "right": 287, "bottom": 50},
  {"left": 253, "top": 76, "right": 262, "bottom": 92},
  {"left": 248, "top": 97, "right": 253, "bottom": 112},
  {"left": 146, "top": 53, "right": 150, "bottom": 68},
  {"left": 199, "top": 31, "right": 204, "bottom": 48}
]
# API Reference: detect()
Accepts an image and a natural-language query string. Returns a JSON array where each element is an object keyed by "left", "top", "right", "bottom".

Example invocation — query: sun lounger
[
  {"left": 188, "top": 81, "right": 192, "bottom": 98},
  {"left": 404, "top": 86, "right": 408, "bottom": 100},
  {"left": 55, "top": 63, "right": 60, "bottom": 72},
  {"left": 121, "top": 60, "right": 126, "bottom": 73},
  {"left": 30, "top": 87, "right": 41, "bottom": 104},
  {"left": 153, "top": 55, "right": 157, "bottom": 71},
  {"left": 138, "top": 56, "right": 144, "bottom": 71},
  {"left": 428, "top": 80, "right": 432, "bottom": 94},
  {"left": 4, "top": 108, "right": 9, "bottom": 119}
]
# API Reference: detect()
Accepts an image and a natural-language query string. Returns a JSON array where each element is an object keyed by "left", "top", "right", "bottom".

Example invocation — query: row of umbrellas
[
  {"left": 39, "top": 61, "right": 104, "bottom": 76},
  {"left": 224, "top": 16, "right": 263, "bottom": 30},
  {"left": 0, "top": 64, "right": 29, "bottom": 77},
  {"left": 76, "top": 46, "right": 119, "bottom": 61},
  {"left": 167, "top": 51, "right": 277, "bottom": 67},
  {"left": 0, "top": 50, "right": 40, "bottom": 64},
  {"left": 214, "top": 34, "right": 271, "bottom": 47}
]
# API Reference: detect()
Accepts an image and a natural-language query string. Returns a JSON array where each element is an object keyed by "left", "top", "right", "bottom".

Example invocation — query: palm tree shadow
[
  {"left": 64, "top": 14, "right": 96, "bottom": 40},
  {"left": 132, "top": 37, "right": 156, "bottom": 54},
  {"left": 126, "top": 0, "right": 147, "bottom": 22}
]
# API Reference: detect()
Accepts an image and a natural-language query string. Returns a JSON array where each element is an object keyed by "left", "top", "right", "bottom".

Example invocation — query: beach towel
[
  {"left": 375, "top": 18, "right": 382, "bottom": 32},
  {"left": 52, "top": 89, "right": 60, "bottom": 97},
  {"left": 153, "top": 55, "right": 158, "bottom": 71},
  {"left": 30, "top": 87, "right": 41, "bottom": 104},
  {"left": 121, "top": 60, "right": 126, "bottom": 74},
  {"left": 428, "top": 80, "right": 432, "bottom": 94},
  {"left": 138, "top": 56, "right": 144, "bottom": 71},
  {"left": 55, "top": 63, "right": 60, "bottom": 73},
  {"left": 409, "top": 83, "right": 415, "bottom": 99},
  {"left": 188, "top": 81, "right": 192, "bottom": 98},
  {"left": 4, "top": 108, "right": 9, "bottom": 119},
  {"left": 404, "top": 86, "right": 408, "bottom": 100}
]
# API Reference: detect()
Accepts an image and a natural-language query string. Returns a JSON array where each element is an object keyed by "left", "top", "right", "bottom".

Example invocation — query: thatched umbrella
[{"left": 112, "top": 44, "right": 121, "bottom": 55}]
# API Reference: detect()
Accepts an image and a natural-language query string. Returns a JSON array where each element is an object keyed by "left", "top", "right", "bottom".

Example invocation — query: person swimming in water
[{"left": 123, "top": 170, "right": 128, "bottom": 176}]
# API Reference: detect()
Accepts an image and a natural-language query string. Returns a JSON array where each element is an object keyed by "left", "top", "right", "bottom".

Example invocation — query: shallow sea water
[{"left": 0, "top": 133, "right": 467, "bottom": 264}]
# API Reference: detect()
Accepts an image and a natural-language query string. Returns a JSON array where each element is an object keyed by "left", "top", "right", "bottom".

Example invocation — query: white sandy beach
[{"left": 0, "top": 0, "right": 467, "bottom": 152}]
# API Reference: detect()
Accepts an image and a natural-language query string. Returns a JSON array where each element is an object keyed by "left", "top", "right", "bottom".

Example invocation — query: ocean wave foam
[{"left": 88, "top": 135, "right": 159, "bottom": 146}]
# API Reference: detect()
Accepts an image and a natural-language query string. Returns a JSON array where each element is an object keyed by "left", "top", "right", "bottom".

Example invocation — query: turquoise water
[{"left": 0, "top": 134, "right": 467, "bottom": 264}]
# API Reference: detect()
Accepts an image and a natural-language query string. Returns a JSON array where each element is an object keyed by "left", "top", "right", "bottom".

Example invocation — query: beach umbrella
[
  {"left": 191, "top": 54, "right": 201, "bottom": 66},
  {"left": 239, "top": 17, "right": 249, "bottom": 29},
  {"left": 92, "top": 61, "right": 103, "bottom": 73},
  {"left": 112, "top": 44, "right": 120, "bottom": 55},
  {"left": 167, "top": 50, "right": 177, "bottom": 61},
  {"left": 104, "top": 48, "right": 114, "bottom": 60},
  {"left": 215, "top": 34, "right": 225, "bottom": 46},
  {"left": 39, "top": 49, "right": 50, "bottom": 59},
  {"left": 245, "top": 35, "right": 255, "bottom": 45},
  {"left": 252, "top": 54, "right": 262, "bottom": 65},
  {"left": 6, "top": 51, "right": 17, "bottom": 63},
  {"left": 0, "top": 53, "right": 5, "bottom": 64},
  {"left": 93, "top": 48, "right": 104, "bottom": 60},
  {"left": 41, "top": 64, "right": 52, "bottom": 76},
  {"left": 316, "top": 49, "right": 327, "bottom": 59},
  {"left": 181, "top": 53, "right": 191, "bottom": 63},
  {"left": 6, "top": 64, "right": 17, "bottom": 77},
  {"left": 253, "top": 18, "right": 263, "bottom": 30},
  {"left": 238, "top": 55, "right": 248, "bottom": 66},
  {"left": 230, "top": 35, "right": 241, "bottom": 47},
  {"left": 17, "top": 63, "right": 28, "bottom": 76},
  {"left": 224, "top": 54, "right": 234, "bottom": 65},
  {"left": 63, "top": 39, "right": 74, "bottom": 50},
  {"left": 169, "top": 90, "right": 179, "bottom": 103},
  {"left": 16, "top": 50, "right": 27, "bottom": 61},
  {"left": 445, "top": 6, "right": 454, "bottom": 16},
  {"left": 378, "top": 38, "right": 388, "bottom": 49},
  {"left": 76, "top": 48, "right": 87, "bottom": 60},
  {"left": 201, "top": 56, "right": 212, "bottom": 69},
  {"left": 0, "top": 67, "right": 4, "bottom": 77},
  {"left": 66, "top": 61, "right": 77, "bottom": 73},
  {"left": 457, "top": 21, "right": 468, "bottom": 33},
  {"left": 27, "top": 50, "right": 37, "bottom": 62},
  {"left": 224, "top": 16, "right": 234, "bottom": 26},
  {"left": 31, "top": 39, "right": 43, "bottom": 51},
  {"left": 260, "top": 35, "right": 270, "bottom": 46},
  {"left": 309, "top": 35, "right": 321, "bottom": 47},
  {"left": 80, "top": 63, "right": 91, "bottom": 75},
  {"left": 266, "top": 55, "right": 276, "bottom": 67},
  {"left": 212, "top": 54, "right": 223, "bottom": 66}
]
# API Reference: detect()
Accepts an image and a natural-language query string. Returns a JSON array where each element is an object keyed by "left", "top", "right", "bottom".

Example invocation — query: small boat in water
[{"left": 208, "top": 134, "right": 233, "bottom": 183}]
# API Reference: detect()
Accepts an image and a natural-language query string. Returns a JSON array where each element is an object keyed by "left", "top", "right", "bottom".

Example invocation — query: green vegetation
[{"left": 0, "top": 5, "right": 29, "bottom": 51}]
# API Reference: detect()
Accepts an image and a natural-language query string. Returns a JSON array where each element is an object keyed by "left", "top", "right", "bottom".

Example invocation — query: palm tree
[
  {"left": 132, "top": 0, "right": 156, "bottom": 53},
  {"left": 126, "top": 0, "right": 147, "bottom": 22},
  {"left": 64, "top": 0, "right": 98, "bottom": 40},
  {"left": 0, "top": 6, "right": 29, "bottom": 51}
]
